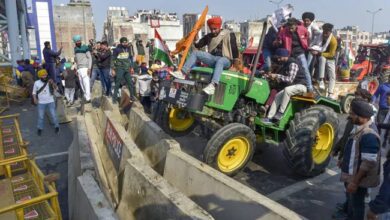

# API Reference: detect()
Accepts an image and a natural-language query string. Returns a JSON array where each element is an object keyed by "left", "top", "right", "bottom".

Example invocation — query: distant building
[
  {"left": 182, "top": 13, "right": 221, "bottom": 40},
  {"left": 240, "top": 20, "right": 266, "bottom": 48},
  {"left": 104, "top": 7, "right": 182, "bottom": 58},
  {"left": 335, "top": 26, "right": 371, "bottom": 52}
]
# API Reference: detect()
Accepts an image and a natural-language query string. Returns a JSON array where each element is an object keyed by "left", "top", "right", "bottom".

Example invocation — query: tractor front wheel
[
  {"left": 283, "top": 105, "right": 338, "bottom": 177},
  {"left": 157, "top": 104, "right": 197, "bottom": 137},
  {"left": 203, "top": 123, "right": 256, "bottom": 176}
]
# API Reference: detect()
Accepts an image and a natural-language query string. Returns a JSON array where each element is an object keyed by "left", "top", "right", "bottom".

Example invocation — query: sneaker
[
  {"left": 273, "top": 112, "right": 283, "bottom": 121},
  {"left": 130, "top": 96, "right": 137, "bottom": 102},
  {"left": 203, "top": 83, "right": 216, "bottom": 95},
  {"left": 37, "top": 129, "right": 42, "bottom": 136},
  {"left": 55, "top": 127, "right": 60, "bottom": 134},
  {"left": 85, "top": 100, "right": 91, "bottom": 104},
  {"left": 261, "top": 118, "right": 273, "bottom": 125},
  {"left": 319, "top": 80, "right": 325, "bottom": 90},
  {"left": 170, "top": 70, "right": 186, "bottom": 79}
]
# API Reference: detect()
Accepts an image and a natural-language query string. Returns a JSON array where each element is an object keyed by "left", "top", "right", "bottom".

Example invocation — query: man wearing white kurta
[{"left": 73, "top": 35, "right": 92, "bottom": 102}]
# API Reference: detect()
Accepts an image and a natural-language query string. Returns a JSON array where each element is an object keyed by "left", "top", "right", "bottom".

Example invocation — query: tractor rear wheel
[
  {"left": 157, "top": 104, "right": 197, "bottom": 137},
  {"left": 203, "top": 123, "right": 256, "bottom": 176},
  {"left": 283, "top": 105, "right": 338, "bottom": 177}
]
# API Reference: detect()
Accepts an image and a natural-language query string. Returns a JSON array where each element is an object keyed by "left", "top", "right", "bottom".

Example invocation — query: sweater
[
  {"left": 74, "top": 45, "right": 92, "bottom": 69},
  {"left": 321, "top": 35, "right": 338, "bottom": 59}
]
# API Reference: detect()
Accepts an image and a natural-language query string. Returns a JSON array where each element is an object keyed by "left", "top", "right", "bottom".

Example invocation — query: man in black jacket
[
  {"left": 42, "top": 41, "right": 62, "bottom": 81},
  {"left": 170, "top": 17, "right": 239, "bottom": 95},
  {"left": 95, "top": 41, "right": 112, "bottom": 96}
]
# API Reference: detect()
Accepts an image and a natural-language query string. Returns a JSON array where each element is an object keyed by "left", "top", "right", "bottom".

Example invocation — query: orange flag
[{"left": 172, "top": 6, "right": 208, "bottom": 70}]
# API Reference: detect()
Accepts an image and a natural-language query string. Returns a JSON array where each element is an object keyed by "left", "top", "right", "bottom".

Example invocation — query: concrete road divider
[
  {"left": 116, "top": 159, "right": 213, "bottom": 220},
  {"left": 164, "top": 149, "right": 302, "bottom": 220}
]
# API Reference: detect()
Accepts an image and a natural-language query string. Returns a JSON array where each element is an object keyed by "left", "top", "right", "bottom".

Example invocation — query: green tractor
[{"left": 154, "top": 22, "right": 340, "bottom": 177}]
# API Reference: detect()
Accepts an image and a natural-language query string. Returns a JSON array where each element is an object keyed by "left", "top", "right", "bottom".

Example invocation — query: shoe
[
  {"left": 37, "top": 129, "right": 42, "bottom": 136},
  {"left": 319, "top": 80, "right": 325, "bottom": 90},
  {"left": 85, "top": 100, "right": 91, "bottom": 104},
  {"left": 55, "top": 127, "right": 60, "bottom": 134},
  {"left": 203, "top": 83, "right": 216, "bottom": 95},
  {"left": 335, "top": 202, "right": 347, "bottom": 212},
  {"left": 273, "top": 112, "right": 283, "bottom": 121},
  {"left": 170, "top": 70, "right": 186, "bottom": 79},
  {"left": 261, "top": 118, "right": 274, "bottom": 125}
]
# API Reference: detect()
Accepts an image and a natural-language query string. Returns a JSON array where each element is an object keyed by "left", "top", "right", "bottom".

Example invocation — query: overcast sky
[{"left": 53, "top": 0, "right": 390, "bottom": 40}]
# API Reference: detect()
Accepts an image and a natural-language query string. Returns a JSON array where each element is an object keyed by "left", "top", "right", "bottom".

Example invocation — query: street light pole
[
  {"left": 366, "top": 8, "right": 382, "bottom": 43},
  {"left": 269, "top": 0, "right": 284, "bottom": 9},
  {"left": 82, "top": 4, "right": 87, "bottom": 42}
]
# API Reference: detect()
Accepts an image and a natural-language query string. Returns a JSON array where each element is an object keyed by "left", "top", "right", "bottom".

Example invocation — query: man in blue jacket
[
  {"left": 42, "top": 41, "right": 62, "bottom": 81},
  {"left": 372, "top": 79, "right": 390, "bottom": 124}
]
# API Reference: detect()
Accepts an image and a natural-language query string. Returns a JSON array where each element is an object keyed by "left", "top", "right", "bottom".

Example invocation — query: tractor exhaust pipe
[{"left": 245, "top": 19, "right": 269, "bottom": 93}]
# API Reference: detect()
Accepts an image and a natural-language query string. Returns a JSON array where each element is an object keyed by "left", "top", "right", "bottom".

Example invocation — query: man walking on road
[
  {"left": 32, "top": 69, "right": 59, "bottom": 136},
  {"left": 73, "top": 35, "right": 92, "bottom": 103},
  {"left": 340, "top": 99, "right": 381, "bottom": 220},
  {"left": 42, "top": 41, "right": 62, "bottom": 81},
  {"left": 112, "top": 37, "right": 136, "bottom": 104}
]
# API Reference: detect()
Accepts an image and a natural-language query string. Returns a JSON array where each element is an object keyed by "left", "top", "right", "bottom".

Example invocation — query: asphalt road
[{"left": 176, "top": 114, "right": 349, "bottom": 220}]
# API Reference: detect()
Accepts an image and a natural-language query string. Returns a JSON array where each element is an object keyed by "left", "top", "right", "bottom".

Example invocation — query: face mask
[
  {"left": 76, "top": 43, "right": 81, "bottom": 47},
  {"left": 41, "top": 77, "right": 48, "bottom": 82}
]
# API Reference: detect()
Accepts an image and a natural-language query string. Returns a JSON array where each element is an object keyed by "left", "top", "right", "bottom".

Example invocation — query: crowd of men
[{"left": 15, "top": 8, "right": 389, "bottom": 220}]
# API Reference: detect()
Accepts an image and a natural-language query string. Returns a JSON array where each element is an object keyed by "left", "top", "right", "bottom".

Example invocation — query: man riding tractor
[{"left": 170, "top": 17, "right": 239, "bottom": 95}]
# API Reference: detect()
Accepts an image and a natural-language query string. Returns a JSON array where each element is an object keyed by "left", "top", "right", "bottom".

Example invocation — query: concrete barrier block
[
  {"left": 73, "top": 173, "right": 119, "bottom": 220},
  {"left": 116, "top": 159, "right": 213, "bottom": 220},
  {"left": 127, "top": 106, "right": 181, "bottom": 175},
  {"left": 164, "top": 150, "right": 302, "bottom": 220}
]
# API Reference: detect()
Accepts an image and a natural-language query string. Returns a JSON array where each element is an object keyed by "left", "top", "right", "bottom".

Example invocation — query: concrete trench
[{"left": 68, "top": 86, "right": 303, "bottom": 220}]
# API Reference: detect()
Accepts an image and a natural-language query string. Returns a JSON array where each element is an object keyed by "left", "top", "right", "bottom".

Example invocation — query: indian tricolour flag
[{"left": 153, "top": 29, "right": 174, "bottom": 66}]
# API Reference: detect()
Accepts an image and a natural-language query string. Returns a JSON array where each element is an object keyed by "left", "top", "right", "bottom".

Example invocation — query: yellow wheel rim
[
  {"left": 168, "top": 108, "right": 195, "bottom": 132},
  {"left": 312, "top": 123, "right": 334, "bottom": 164},
  {"left": 217, "top": 136, "right": 250, "bottom": 173}
]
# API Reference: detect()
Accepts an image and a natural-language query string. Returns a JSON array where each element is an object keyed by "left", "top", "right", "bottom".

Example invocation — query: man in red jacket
[{"left": 275, "top": 18, "right": 312, "bottom": 93}]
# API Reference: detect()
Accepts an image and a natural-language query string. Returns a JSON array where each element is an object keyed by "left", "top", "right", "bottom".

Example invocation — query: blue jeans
[
  {"left": 262, "top": 48, "right": 272, "bottom": 72},
  {"left": 90, "top": 67, "right": 104, "bottom": 91},
  {"left": 182, "top": 51, "right": 231, "bottom": 84},
  {"left": 296, "top": 54, "right": 313, "bottom": 91},
  {"left": 37, "top": 102, "right": 59, "bottom": 130},
  {"left": 94, "top": 68, "right": 111, "bottom": 96}
]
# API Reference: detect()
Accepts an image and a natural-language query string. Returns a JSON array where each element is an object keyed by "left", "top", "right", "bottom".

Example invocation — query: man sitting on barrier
[
  {"left": 170, "top": 17, "right": 239, "bottom": 95},
  {"left": 262, "top": 48, "right": 307, "bottom": 123}
]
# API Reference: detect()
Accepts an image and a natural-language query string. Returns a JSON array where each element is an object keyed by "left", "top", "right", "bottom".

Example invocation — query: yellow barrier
[{"left": 0, "top": 158, "right": 62, "bottom": 220}]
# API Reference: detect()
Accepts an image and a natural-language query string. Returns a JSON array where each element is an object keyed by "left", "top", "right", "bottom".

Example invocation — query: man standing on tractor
[
  {"left": 262, "top": 48, "right": 308, "bottom": 123},
  {"left": 275, "top": 18, "right": 313, "bottom": 93},
  {"left": 73, "top": 35, "right": 92, "bottom": 103},
  {"left": 312, "top": 23, "right": 337, "bottom": 99},
  {"left": 111, "top": 37, "right": 137, "bottom": 104},
  {"left": 301, "top": 12, "right": 322, "bottom": 67},
  {"left": 170, "top": 17, "right": 239, "bottom": 95},
  {"left": 339, "top": 99, "right": 380, "bottom": 220}
]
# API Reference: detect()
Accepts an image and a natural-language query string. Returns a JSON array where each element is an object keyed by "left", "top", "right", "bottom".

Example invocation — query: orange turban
[{"left": 207, "top": 17, "right": 222, "bottom": 29}]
